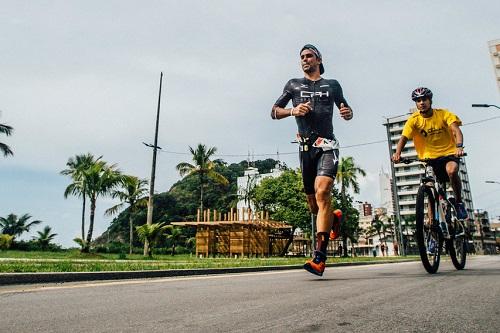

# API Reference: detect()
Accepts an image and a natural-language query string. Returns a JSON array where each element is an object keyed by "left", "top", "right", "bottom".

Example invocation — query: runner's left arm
[{"left": 332, "top": 81, "right": 353, "bottom": 120}]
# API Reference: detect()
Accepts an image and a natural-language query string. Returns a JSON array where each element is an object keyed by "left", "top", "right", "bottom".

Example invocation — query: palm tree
[
  {"left": 34, "top": 226, "right": 57, "bottom": 250},
  {"left": 0, "top": 213, "right": 42, "bottom": 240},
  {"left": 176, "top": 144, "right": 229, "bottom": 212},
  {"left": 165, "top": 225, "right": 185, "bottom": 256},
  {"left": 105, "top": 175, "right": 148, "bottom": 255},
  {"left": 61, "top": 154, "right": 102, "bottom": 240},
  {"left": 336, "top": 156, "right": 366, "bottom": 256},
  {"left": 0, "top": 122, "right": 13, "bottom": 157},
  {"left": 136, "top": 222, "right": 168, "bottom": 257},
  {"left": 82, "top": 160, "right": 122, "bottom": 252}
]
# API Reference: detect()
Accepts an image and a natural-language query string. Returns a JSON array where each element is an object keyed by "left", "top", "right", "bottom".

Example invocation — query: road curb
[{"left": 0, "top": 259, "right": 417, "bottom": 285}]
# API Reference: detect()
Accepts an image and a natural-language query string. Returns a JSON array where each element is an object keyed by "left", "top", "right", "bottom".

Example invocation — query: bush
[
  {"left": 10, "top": 240, "right": 62, "bottom": 252},
  {"left": 0, "top": 234, "right": 14, "bottom": 250},
  {"left": 94, "top": 242, "right": 129, "bottom": 254}
]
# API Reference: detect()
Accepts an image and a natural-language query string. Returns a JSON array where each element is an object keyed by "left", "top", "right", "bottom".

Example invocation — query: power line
[{"left": 154, "top": 114, "right": 500, "bottom": 158}]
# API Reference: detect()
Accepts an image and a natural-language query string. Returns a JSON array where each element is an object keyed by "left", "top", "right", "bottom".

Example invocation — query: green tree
[
  {"left": 61, "top": 153, "right": 102, "bottom": 240},
  {"left": 0, "top": 122, "right": 13, "bottom": 157},
  {"left": 105, "top": 175, "right": 148, "bottom": 255},
  {"left": 251, "top": 169, "right": 310, "bottom": 256},
  {"left": 136, "top": 222, "right": 168, "bottom": 257},
  {"left": 176, "top": 144, "right": 229, "bottom": 212},
  {"left": 165, "top": 225, "right": 185, "bottom": 256},
  {"left": 336, "top": 156, "right": 366, "bottom": 256},
  {"left": 0, "top": 213, "right": 42, "bottom": 240},
  {"left": 331, "top": 189, "right": 361, "bottom": 257},
  {"left": 82, "top": 160, "right": 122, "bottom": 252},
  {"left": 33, "top": 226, "right": 57, "bottom": 250}
]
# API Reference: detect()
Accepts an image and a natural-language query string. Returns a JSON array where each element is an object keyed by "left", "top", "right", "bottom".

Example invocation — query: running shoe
[
  {"left": 304, "top": 251, "right": 326, "bottom": 276},
  {"left": 329, "top": 209, "right": 343, "bottom": 240},
  {"left": 455, "top": 202, "right": 468, "bottom": 220}
]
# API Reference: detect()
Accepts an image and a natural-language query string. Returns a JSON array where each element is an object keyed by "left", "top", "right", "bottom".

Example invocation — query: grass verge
[{"left": 0, "top": 250, "right": 417, "bottom": 273}]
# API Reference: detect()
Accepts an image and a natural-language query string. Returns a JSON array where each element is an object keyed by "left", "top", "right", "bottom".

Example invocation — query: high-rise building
[
  {"left": 379, "top": 167, "right": 394, "bottom": 216},
  {"left": 488, "top": 39, "right": 500, "bottom": 93},
  {"left": 383, "top": 113, "right": 475, "bottom": 230}
]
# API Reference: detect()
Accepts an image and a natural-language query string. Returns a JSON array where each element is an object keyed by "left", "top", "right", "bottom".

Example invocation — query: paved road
[{"left": 1, "top": 256, "right": 499, "bottom": 332}]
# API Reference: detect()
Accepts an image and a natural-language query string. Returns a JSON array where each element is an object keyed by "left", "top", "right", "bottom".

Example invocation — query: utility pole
[
  {"left": 383, "top": 117, "right": 405, "bottom": 256},
  {"left": 143, "top": 72, "right": 163, "bottom": 256}
]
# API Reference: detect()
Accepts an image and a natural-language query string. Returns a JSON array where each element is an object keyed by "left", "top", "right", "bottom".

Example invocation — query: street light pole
[
  {"left": 143, "top": 72, "right": 164, "bottom": 256},
  {"left": 383, "top": 117, "right": 405, "bottom": 256},
  {"left": 472, "top": 104, "right": 500, "bottom": 110}
]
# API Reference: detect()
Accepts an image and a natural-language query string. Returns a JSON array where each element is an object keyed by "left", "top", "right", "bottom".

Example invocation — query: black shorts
[
  {"left": 427, "top": 155, "right": 460, "bottom": 184},
  {"left": 300, "top": 147, "right": 339, "bottom": 195}
]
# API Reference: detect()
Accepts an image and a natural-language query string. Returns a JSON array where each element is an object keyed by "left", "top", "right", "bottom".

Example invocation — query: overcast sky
[{"left": 1, "top": 1, "right": 499, "bottom": 247}]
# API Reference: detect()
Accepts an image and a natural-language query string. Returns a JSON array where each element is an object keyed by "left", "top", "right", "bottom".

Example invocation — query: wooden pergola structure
[{"left": 171, "top": 208, "right": 294, "bottom": 257}]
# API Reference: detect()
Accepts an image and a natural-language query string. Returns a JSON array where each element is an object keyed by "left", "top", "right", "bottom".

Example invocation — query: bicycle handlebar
[{"left": 397, "top": 153, "right": 467, "bottom": 164}]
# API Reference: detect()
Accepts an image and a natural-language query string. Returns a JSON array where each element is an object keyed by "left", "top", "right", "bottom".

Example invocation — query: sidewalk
[{"left": 0, "top": 258, "right": 417, "bottom": 285}]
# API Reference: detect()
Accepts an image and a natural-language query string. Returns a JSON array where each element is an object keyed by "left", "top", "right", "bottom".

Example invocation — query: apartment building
[{"left": 488, "top": 39, "right": 500, "bottom": 93}]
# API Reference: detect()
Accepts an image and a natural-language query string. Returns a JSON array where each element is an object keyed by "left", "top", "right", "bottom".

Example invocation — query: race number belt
[{"left": 296, "top": 134, "right": 339, "bottom": 152}]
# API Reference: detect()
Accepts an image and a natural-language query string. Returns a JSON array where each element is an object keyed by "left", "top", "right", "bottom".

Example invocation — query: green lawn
[{"left": 0, "top": 250, "right": 417, "bottom": 273}]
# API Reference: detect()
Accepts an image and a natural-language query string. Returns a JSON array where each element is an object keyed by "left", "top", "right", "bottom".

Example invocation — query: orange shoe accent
[
  {"left": 303, "top": 259, "right": 325, "bottom": 276},
  {"left": 330, "top": 209, "right": 343, "bottom": 240}
]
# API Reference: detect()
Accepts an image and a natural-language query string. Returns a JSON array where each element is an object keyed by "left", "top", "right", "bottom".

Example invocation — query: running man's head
[
  {"left": 300, "top": 44, "right": 324, "bottom": 75},
  {"left": 411, "top": 87, "right": 433, "bottom": 114}
]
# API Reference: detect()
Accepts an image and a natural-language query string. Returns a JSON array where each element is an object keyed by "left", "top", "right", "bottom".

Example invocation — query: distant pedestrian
[
  {"left": 394, "top": 242, "right": 399, "bottom": 256},
  {"left": 381, "top": 243, "right": 386, "bottom": 257},
  {"left": 338, "top": 244, "right": 343, "bottom": 257}
]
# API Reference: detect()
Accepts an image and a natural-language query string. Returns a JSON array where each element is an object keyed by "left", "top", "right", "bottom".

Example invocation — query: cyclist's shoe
[
  {"left": 329, "top": 209, "right": 343, "bottom": 240},
  {"left": 455, "top": 202, "right": 468, "bottom": 220},
  {"left": 427, "top": 238, "right": 437, "bottom": 255},
  {"left": 304, "top": 251, "right": 326, "bottom": 276}
]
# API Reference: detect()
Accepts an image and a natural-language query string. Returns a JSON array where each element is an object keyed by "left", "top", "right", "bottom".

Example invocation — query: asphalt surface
[{"left": 1, "top": 256, "right": 499, "bottom": 332}]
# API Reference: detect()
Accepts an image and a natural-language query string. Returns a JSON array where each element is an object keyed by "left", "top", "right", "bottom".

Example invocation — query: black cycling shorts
[
  {"left": 300, "top": 147, "right": 339, "bottom": 195},
  {"left": 427, "top": 155, "right": 460, "bottom": 184}
]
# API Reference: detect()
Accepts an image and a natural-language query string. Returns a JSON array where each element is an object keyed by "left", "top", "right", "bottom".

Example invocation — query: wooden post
[
  {"left": 213, "top": 209, "right": 217, "bottom": 222},
  {"left": 230, "top": 208, "right": 234, "bottom": 221},
  {"left": 207, "top": 209, "right": 211, "bottom": 222},
  {"left": 197, "top": 209, "right": 200, "bottom": 222}
]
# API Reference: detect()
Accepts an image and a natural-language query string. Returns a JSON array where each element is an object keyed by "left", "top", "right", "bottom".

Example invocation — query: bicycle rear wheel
[{"left": 416, "top": 186, "right": 442, "bottom": 274}]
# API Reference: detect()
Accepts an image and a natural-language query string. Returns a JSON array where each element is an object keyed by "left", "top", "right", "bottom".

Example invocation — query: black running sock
[{"left": 316, "top": 232, "right": 330, "bottom": 257}]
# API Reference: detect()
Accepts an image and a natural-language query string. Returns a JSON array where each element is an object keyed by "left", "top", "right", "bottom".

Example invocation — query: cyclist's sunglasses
[{"left": 414, "top": 97, "right": 430, "bottom": 103}]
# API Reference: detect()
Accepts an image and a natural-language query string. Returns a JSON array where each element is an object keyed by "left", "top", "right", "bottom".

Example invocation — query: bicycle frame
[{"left": 421, "top": 164, "right": 450, "bottom": 236}]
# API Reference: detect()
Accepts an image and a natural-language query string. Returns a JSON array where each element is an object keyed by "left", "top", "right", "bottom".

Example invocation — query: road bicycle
[{"left": 398, "top": 156, "right": 468, "bottom": 274}]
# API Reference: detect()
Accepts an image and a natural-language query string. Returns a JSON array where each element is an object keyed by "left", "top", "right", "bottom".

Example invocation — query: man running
[
  {"left": 392, "top": 87, "right": 468, "bottom": 220},
  {"left": 271, "top": 44, "right": 353, "bottom": 276}
]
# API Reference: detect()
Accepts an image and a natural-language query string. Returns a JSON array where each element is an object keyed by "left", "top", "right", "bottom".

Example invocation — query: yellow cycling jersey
[{"left": 401, "top": 108, "right": 462, "bottom": 159}]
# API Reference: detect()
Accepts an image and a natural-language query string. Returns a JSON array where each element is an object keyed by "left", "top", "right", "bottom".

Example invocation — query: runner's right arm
[{"left": 271, "top": 80, "right": 311, "bottom": 119}]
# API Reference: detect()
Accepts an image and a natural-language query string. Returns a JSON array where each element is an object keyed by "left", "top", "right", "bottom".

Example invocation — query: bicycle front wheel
[
  {"left": 447, "top": 221, "right": 467, "bottom": 270},
  {"left": 416, "top": 186, "right": 442, "bottom": 274}
]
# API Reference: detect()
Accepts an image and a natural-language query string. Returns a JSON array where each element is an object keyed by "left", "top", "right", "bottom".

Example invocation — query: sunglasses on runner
[{"left": 300, "top": 53, "right": 315, "bottom": 60}]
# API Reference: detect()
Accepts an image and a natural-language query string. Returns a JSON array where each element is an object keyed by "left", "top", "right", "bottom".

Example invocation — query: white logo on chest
[{"left": 300, "top": 91, "right": 329, "bottom": 98}]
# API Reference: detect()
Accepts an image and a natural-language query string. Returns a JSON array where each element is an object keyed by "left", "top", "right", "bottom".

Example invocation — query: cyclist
[
  {"left": 392, "top": 87, "right": 467, "bottom": 220},
  {"left": 271, "top": 44, "right": 353, "bottom": 276}
]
